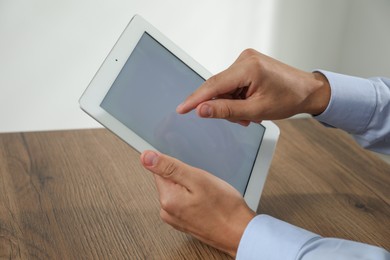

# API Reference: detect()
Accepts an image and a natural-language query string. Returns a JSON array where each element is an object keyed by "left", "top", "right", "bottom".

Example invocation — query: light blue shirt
[
  {"left": 315, "top": 70, "right": 390, "bottom": 155},
  {"left": 237, "top": 71, "right": 390, "bottom": 259}
]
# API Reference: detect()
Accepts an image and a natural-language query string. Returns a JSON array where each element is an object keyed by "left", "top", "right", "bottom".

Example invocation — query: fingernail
[
  {"left": 144, "top": 151, "right": 158, "bottom": 166},
  {"left": 199, "top": 104, "right": 212, "bottom": 117}
]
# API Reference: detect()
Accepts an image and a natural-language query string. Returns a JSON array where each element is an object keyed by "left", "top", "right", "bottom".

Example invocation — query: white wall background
[
  {"left": 269, "top": 0, "right": 390, "bottom": 78},
  {"left": 0, "top": 0, "right": 277, "bottom": 132},
  {"left": 0, "top": 0, "right": 389, "bottom": 135}
]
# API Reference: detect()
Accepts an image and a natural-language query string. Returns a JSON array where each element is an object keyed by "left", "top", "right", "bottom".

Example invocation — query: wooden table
[{"left": 0, "top": 119, "right": 389, "bottom": 259}]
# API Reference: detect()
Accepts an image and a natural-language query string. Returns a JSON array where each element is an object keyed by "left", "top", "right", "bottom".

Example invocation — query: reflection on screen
[{"left": 101, "top": 33, "right": 265, "bottom": 194}]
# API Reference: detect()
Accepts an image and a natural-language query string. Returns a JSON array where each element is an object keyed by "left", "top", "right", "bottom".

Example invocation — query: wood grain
[
  {"left": 0, "top": 129, "right": 230, "bottom": 259},
  {"left": 260, "top": 119, "right": 390, "bottom": 249},
  {"left": 0, "top": 118, "right": 389, "bottom": 259}
]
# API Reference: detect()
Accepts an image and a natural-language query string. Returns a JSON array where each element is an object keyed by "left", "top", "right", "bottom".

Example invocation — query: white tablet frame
[{"left": 79, "top": 14, "right": 279, "bottom": 211}]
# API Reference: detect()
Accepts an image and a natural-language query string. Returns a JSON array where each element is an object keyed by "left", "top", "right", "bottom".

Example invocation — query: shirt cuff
[
  {"left": 313, "top": 70, "right": 377, "bottom": 135},
  {"left": 236, "top": 215, "right": 320, "bottom": 260}
]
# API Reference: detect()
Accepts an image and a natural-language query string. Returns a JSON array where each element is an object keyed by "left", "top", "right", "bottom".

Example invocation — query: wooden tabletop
[{"left": 0, "top": 118, "right": 389, "bottom": 259}]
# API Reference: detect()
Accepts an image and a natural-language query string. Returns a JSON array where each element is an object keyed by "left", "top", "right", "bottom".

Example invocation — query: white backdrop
[{"left": 0, "top": 0, "right": 389, "bottom": 133}]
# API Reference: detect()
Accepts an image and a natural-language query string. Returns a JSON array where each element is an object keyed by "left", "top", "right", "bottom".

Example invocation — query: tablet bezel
[{"left": 79, "top": 14, "right": 279, "bottom": 211}]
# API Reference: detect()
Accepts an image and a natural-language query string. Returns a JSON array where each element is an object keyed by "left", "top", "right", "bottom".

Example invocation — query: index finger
[{"left": 176, "top": 64, "right": 248, "bottom": 114}]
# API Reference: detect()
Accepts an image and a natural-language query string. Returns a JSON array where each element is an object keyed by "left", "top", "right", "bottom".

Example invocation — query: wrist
[
  {"left": 303, "top": 72, "right": 331, "bottom": 115},
  {"left": 226, "top": 207, "right": 256, "bottom": 257}
]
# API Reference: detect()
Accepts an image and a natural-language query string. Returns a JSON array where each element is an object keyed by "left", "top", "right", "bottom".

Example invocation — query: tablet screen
[{"left": 101, "top": 33, "right": 265, "bottom": 194}]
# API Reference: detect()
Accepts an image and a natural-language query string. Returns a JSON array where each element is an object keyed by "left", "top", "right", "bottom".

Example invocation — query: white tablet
[{"left": 79, "top": 15, "right": 279, "bottom": 211}]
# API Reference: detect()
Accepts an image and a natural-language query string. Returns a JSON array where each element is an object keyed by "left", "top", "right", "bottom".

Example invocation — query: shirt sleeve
[
  {"left": 236, "top": 215, "right": 390, "bottom": 260},
  {"left": 237, "top": 72, "right": 390, "bottom": 259},
  {"left": 314, "top": 70, "right": 390, "bottom": 154}
]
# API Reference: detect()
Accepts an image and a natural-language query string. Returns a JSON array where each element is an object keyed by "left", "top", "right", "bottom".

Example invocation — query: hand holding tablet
[{"left": 79, "top": 15, "right": 279, "bottom": 211}]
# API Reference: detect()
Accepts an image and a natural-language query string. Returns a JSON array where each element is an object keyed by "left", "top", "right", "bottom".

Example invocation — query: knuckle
[
  {"left": 160, "top": 197, "right": 173, "bottom": 212},
  {"left": 160, "top": 160, "right": 178, "bottom": 178},
  {"left": 241, "top": 48, "right": 258, "bottom": 59},
  {"left": 219, "top": 102, "right": 234, "bottom": 119},
  {"left": 204, "top": 74, "right": 226, "bottom": 97},
  {"left": 247, "top": 54, "right": 263, "bottom": 70},
  {"left": 207, "top": 74, "right": 218, "bottom": 86},
  {"left": 241, "top": 49, "right": 264, "bottom": 71},
  {"left": 160, "top": 196, "right": 184, "bottom": 219},
  {"left": 204, "top": 75, "right": 219, "bottom": 93}
]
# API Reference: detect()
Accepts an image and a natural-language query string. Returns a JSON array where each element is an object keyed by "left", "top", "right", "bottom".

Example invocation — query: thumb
[
  {"left": 196, "top": 99, "right": 258, "bottom": 121},
  {"left": 140, "top": 151, "right": 194, "bottom": 189}
]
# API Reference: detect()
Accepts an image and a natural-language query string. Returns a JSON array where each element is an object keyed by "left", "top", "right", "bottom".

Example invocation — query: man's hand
[
  {"left": 176, "top": 49, "right": 331, "bottom": 126},
  {"left": 140, "top": 150, "right": 255, "bottom": 257}
]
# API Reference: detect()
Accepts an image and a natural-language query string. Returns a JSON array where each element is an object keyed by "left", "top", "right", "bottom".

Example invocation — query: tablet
[{"left": 79, "top": 14, "right": 279, "bottom": 211}]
